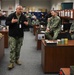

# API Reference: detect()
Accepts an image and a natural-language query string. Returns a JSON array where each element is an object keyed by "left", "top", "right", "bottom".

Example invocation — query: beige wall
[
  {"left": 1, "top": 0, "right": 51, "bottom": 15},
  {"left": 20, "top": 0, "right": 51, "bottom": 12},
  {"left": 1, "top": 0, "right": 74, "bottom": 15},
  {"left": 1, "top": 0, "right": 15, "bottom": 15}
]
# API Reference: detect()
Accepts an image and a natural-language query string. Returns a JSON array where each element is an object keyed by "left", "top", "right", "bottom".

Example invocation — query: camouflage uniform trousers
[
  {"left": 45, "top": 29, "right": 60, "bottom": 40},
  {"left": 9, "top": 36, "right": 23, "bottom": 63},
  {"left": 71, "top": 34, "right": 74, "bottom": 40}
]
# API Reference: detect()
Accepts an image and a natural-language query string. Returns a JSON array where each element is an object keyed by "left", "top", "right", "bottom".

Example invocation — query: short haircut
[
  {"left": 16, "top": 5, "right": 23, "bottom": 10},
  {"left": 51, "top": 10, "right": 59, "bottom": 15}
]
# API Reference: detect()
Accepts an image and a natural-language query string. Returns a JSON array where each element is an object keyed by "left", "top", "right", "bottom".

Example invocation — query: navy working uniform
[{"left": 45, "top": 11, "right": 61, "bottom": 40}]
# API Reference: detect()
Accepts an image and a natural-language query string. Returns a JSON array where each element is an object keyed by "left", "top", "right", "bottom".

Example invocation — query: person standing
[
  {"left": 45, "top": 11, "right": 52, "bottom": 25},
  {"left": 25, "top": 11, "right": 32, "bottom": 31},
  {"left": 6, "top": 5, "right": 28, "bottom": 70},
  {"left": 39, "top": 15, "right": 46, "bottom": 26}
]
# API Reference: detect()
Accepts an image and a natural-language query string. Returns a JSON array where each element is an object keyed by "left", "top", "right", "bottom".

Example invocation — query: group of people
[
  {"left": 5, "top": 5, "right": 74, "bottom": 70},
  {"left": 24, "top": 10, "right": 61, "bottom": 41},
  {"left": 45, "top": 10, "right": 74, "bottom": 40}
]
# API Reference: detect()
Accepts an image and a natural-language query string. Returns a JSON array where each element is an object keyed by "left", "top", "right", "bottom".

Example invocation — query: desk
[
  {"left": 0, "top": 36, "right": 4, "bottom": 61},
  {"left": 0, "top": 29, "right": 8, "bottom": 48},
  {"left": 33, "top": 25, "right": 39, "bottom": 35},
  {"left": 37, "top": 33, "right": 45, "bottom": 50},
  {"left": 36, "top": 28, "right": 45, "bottom": 50},
  {"left": 60, "top": 68, "right": 70, "bottom": 75},
  {"left": 41, "top": 40, "right": 74, "bottom": 73},
  {"left": 37, "top": 40, "right": 41, "bottom": 50}
]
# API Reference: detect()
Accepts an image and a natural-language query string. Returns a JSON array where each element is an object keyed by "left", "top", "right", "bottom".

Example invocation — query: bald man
[{"left": 6, "top": 5, "right": 28, "bottom": 70}]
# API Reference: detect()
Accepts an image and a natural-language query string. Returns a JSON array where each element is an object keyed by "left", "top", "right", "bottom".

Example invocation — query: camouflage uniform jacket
[{"left": 47, "top": 16, "right": 61, "bottom": 32}]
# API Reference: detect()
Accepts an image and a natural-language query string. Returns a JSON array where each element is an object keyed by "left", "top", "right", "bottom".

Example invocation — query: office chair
[{"left": 57, "top": 31, "right": 72, "bottom": 40}]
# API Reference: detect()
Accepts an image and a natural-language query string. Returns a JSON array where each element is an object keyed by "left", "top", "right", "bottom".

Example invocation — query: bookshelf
[
  {"left": 57, "top": 9, "right": 74, "bottom": 20},
  {"left": 57, "top": 9, "right": 74, "bottom": 32}
]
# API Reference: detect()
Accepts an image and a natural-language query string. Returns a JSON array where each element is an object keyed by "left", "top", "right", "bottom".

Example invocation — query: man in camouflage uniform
[
  {"left": 6, "top": 5, "right": 28, "bottom": 70},
  {"left": 25, "top": 11, "right": 32, "bottom": 27},
  {"left": 25, "top": 11, "right": 32, "bottom": 18},
  {"left": 45, "top": 11, "right": 61, "bottom": 40},
  {"left": 69, "top": 21, "right": 74, "bottom": 39},
  {"left": 32, "top": 16, "right": 40, "bottom": 25}
]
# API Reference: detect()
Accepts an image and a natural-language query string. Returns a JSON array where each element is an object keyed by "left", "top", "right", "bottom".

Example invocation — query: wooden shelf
[{"left": 57, "top": 9, "right": 74, "bottom": 20}]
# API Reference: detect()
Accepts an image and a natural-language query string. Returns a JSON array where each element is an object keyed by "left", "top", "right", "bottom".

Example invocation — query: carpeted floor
[{"left": 0, "top": 31, "right": 58, "bottom": 75}]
